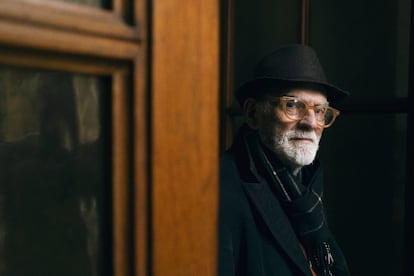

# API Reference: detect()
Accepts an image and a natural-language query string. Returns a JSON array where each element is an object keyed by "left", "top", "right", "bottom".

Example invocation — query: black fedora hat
[{"left": 235, "top": 44, "right": 349, "bottom": 105}]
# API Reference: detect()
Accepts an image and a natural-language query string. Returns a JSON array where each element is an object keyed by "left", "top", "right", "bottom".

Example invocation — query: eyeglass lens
[{"left": 284, "top": 98, "right": 334, "bottom": 126}]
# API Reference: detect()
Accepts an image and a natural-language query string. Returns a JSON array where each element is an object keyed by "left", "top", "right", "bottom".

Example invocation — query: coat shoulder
[{"left": 220, "top": 151, "right": 243, "bottom": 196}]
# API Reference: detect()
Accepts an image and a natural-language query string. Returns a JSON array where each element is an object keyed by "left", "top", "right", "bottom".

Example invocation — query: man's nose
[{"left": 299, "top": 109, "right": 319, "bottom": 129}]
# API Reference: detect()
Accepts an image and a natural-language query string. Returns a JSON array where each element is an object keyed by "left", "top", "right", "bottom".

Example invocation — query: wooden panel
[
  {"left": 0, "top": 65, "right": 112, "bottom": 276},
  {"left": 0, "top": 0, "right": 139, "bottom": 40},
  {"left": 0, "top": 49, "right": 137, "bottom": 276},
  {"left": 152, "top": 0, "right": 219, "bottom": 275}
]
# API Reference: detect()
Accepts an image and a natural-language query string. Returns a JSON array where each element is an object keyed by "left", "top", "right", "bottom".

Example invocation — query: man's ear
[{"left": 243, "top": 98, "right": 260, "bottom": 129}]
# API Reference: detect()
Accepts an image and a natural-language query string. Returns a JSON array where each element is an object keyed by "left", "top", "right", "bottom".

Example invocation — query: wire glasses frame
[{"left": 267, "top": 96, "right": 340, "bottom": 128}]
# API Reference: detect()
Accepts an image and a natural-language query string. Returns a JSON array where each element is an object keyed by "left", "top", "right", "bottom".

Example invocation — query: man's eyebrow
[{"left": 283, "top": 95, "right": 330, "bottom": 106}]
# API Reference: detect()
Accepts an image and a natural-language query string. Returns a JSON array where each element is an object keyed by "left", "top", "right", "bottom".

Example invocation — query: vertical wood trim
[
  {"left": 300, "top": 0, "right": 310, "bottom": 45},
  {"left": 112, "top": 70, "right": 131, "bottom": 276},
  {"left": 133, "top": 1, "right": 149, "bottom": 275},
  {"left": 133, "top": 56, "right": 149, "bottom": 276},
  {"left": 134, "top": 0, "right": 149, "bottom": 38},
  {"left": 152, "top": 0, "right": 219, "bottom": 275},
  {"left": 112, "top": 0, "right": 125, "bottom": 18},
  {"left": 220, "top": 0, "right": 236, "bottom": 153},
  {"left": 404, "top": 1, "right": 414, "bottom": 274}
]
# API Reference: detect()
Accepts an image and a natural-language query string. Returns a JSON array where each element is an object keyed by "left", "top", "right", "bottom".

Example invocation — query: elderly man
[{"left": 219, "top": 44, "right": 350, "bottom": 276}]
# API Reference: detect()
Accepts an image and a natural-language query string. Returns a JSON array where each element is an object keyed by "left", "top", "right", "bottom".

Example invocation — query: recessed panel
[{"left": 0, "top": 66, "right": 112, "bottom": 276}]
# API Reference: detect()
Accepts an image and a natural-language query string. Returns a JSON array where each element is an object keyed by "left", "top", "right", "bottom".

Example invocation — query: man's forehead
[
  {"left": 283, "top": 89, "right": 328, "bottom": 103},
  {"left": 284, "top": 88, "right": 327, "bottom": 97}
]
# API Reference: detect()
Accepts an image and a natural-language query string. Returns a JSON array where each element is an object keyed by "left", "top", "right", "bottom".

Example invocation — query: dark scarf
[{"left": 243, "top": 129, "right": 335, "bottom": 276}]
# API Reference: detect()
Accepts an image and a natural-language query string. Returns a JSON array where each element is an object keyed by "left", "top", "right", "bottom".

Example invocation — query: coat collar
[
  {"left": 242, "top": 181, "right": 313, "bottom": 275},
  {"left": 230, "top": 126, "right": 313, "bottom": 275}
]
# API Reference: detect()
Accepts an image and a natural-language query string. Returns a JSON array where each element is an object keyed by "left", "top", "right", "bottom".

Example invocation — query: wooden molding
[
  {"left": 112, "top": 69, "right": 132, "bottom": 276},
  {"left": 0, "top": 0, "right": 139, "bottom": 41},
  {"left": 0, "top": 19, "right": 139, "bottom": 59}
]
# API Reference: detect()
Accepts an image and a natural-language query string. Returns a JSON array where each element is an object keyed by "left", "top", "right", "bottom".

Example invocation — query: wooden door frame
[{"left": 150, "top": 0, "right": 219, "bottom": 275}]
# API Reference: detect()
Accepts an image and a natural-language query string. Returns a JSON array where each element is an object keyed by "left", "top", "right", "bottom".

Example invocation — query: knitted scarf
[{"left": 244, "top": 130, "right": 335, "bottom": 276}]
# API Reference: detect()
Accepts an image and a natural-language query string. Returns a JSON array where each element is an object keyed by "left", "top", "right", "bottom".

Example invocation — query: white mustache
[{"left": 286, "top": 130, "right": 318, "bottom": 143}]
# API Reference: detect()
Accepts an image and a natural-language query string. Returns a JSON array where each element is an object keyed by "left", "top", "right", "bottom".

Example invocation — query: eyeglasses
[{"left": 266, "top": 96, "right": 340, "bottom": 128}]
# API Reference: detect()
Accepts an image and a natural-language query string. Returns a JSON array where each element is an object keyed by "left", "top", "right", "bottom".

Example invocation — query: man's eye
[
  {"left": 315, "top": 107, "right": 327, "bottom": 114},
  {"left": 285, "top": 101, "right": 298, "bottom": 108}
]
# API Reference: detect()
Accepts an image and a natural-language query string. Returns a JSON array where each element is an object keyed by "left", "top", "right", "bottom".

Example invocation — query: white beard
[{"left": 259, "top": 126, "right": 320, "bottom": 170}]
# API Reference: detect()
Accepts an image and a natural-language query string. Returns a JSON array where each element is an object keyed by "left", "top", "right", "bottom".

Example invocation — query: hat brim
[{"left": 235, "top": 77, "right": 350, "bottom": 106}]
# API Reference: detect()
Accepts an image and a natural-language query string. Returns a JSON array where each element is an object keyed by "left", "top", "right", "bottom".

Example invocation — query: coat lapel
[
  {"left": 230, "top": 127, "right": 312, "bottom": 275},
  {"left": 242, "top": 180, "right": 312, "bottom": 275}
]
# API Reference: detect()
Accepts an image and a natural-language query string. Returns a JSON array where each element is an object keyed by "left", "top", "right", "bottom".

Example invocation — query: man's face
[{"left": 252, "top": 89, "right": 327, "bottom": 171}]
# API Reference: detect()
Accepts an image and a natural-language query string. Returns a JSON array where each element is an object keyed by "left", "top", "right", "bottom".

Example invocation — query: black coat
[{"left": 218, "top": 127, "right": 349, "bottom": 276}]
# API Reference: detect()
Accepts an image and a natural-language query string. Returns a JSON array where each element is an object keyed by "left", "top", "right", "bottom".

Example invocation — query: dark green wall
[{"left": 233, "top": 1, "right": 301, "bottom": 88}]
